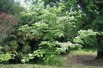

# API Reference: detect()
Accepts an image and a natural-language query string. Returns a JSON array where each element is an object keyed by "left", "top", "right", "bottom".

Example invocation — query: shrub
[
  {"left": 1, "top": 1, "right": 83, "bottom": 64},
  {"left": 0, "top": 12, "right": 17, "bottom": 44},
  {"left": 0, "top": 53, "right": 12, "bottom": 63},
  {"left": 73, "top": 29, "right": 98, "bottom": 48}
]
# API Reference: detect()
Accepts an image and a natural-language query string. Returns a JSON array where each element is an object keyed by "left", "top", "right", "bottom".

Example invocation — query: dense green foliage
[
  {"left": 0, "top": 0, "right": 24, "bottom": 44},
  {"left": 73, "top": 29, "right": 98, "bottom": 48},
  {"left": 0, "top": 0, "right": 103, "bottom": 65},
  {"left": 0, "top": 1, "right": 83, "bottom": 63},
  {"left": 76, "top": 0, "right": 103, "bottom": 58},
  {"left": 0, "top": 0, "right": 23, "bottom": 14}
]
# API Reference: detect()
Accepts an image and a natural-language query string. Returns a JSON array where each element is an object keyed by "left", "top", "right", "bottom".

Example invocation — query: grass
[
  {"left": 1, "top": 64, "right": 103, "bottom": 68},
  {"left": 69, "top": 49, "right": 97, "bottom": 56},
  {"left": 0, "top": 64, "right": 64, "bottom": 68},
  {"left": 1, "top": 49, "right": 103, "bottom": 68}
]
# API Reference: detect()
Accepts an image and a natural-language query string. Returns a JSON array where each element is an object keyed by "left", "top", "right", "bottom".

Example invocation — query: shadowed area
[{"left": 63, "top": 50, "right": 103, "bottom": 67}]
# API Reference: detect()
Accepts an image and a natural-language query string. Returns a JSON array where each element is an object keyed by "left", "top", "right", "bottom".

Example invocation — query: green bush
[
  {"left": 0, "top": 53, "right": 12, "bottom": 63},
  {"left": 73, "top": 29, "right": 98, "bottom": 48},
  {"left": 1, "top": 1, "right": 83, "bottom": 64}
]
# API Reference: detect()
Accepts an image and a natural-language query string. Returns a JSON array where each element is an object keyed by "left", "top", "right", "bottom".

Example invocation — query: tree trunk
[
  {"left": 96, "top": 29, "right": 103, "bottom": 59},
  {"left": 97, "top": 50, "right": 103, "bottom": 59},
  {"left": 96, "top": 35, "right": 103, "bottom": 59}
]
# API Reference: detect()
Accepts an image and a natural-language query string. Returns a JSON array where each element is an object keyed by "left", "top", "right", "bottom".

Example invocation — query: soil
[{"left": 63, "top": 54, "right": 103, "bottom": 67}]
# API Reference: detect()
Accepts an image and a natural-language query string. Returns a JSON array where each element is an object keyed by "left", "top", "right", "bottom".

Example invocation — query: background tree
[
  {"left": 0, "top": 0, "right": 23, "bottom": 15},
  {"left": 77, "top": 0, "right": 103, "bottom": 59},
  {"left": 0, "top": 0, "right": 23, "bottom": 44}
]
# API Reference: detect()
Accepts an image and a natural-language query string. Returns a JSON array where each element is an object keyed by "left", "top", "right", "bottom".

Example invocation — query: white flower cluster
[
  {"left": 28, "top": 53, "right": 33, "bottom": 56},
  {"left": 21, "top": 59, "right": 26, "bottom": 63},
  {"left": 56, "top": 41, "right": 82, "bottom": 53}
]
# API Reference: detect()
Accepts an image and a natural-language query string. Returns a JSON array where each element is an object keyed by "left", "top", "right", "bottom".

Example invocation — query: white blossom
[
  {"left": 21, "top": 59, "right": 25, "bottom": 63},
  {"left": 28, "top": 53, "right": 33, "bottom": 56}
]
